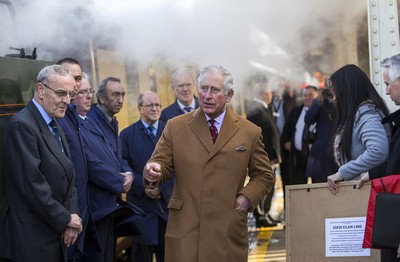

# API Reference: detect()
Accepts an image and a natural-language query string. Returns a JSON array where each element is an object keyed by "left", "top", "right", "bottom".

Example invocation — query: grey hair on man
[
  {"left": 36, "top": 64, "right": 71, "bottom": 84},
  {"left": 171, "top": 68, "right": 196, "bottom": 89},
  {"left": 197, "top": 65, "right": 233, "bottom": 94},
  {"left": 381, "top": 54, "right": 400, "bottom": 81}
]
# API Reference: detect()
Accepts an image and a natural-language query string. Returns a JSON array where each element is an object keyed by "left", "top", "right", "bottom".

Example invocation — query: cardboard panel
[{"left": 286, "top": 181, "right": 380, "bottom": 262}]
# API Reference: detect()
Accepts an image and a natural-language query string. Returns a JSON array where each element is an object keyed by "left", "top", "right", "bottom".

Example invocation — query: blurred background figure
[
  {"left": 160, "top": 68, "right": 199, "bottom": 122},
  {"left": 304, "top": 87, "right": 338, "bottom": 183},
  {"left": 246, "top": 75, "right": 281, "bottom": 227},
  {"left": 281, "top": 85, "right": 318, "bottom": 185}
]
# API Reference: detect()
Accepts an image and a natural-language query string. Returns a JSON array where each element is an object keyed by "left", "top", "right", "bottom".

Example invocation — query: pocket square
[{"left": 234, "top": 145, "right": 247, "bottom": 152}]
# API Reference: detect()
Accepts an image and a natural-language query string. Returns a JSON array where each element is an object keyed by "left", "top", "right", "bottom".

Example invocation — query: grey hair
[
  {"left": 171, "top": 68, "right": 196, "bottom": 89},
  {"left": 253, "top": 81, "right": 271, "bottom": 97},
  {"left": 197, "top": 65, "right": 233, "bottom": 94},
  {"left": 381, "top": 54, "right": 400, "bottom": 81},
  {"left": 82, "top": 72, "right": 90, "bottom": 81},
  {"left": 96, "top": 77, "right": 120, "bottom": 100},
  {"left": 36, "top": 64, "right": 71, "bottom": 84},
  {"left": 137, "top": 91, "right": 157, "bottom": 106}
]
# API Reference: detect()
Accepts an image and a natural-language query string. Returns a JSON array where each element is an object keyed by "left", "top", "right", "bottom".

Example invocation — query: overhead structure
[{"left": 368, "top": 0, "right": 400, "bottom": 112}]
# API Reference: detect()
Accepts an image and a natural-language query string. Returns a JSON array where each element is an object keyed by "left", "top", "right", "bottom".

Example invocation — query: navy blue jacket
[
  {"left": 87, "top": 104, "right": 132, "bottom": 173},
  {"left": 80, "top": 117, "right": 123, "bottom": 221},
  {"left": 304, "top": 98, "right": 338, "bottom": 180},
  {"left": 58, "top": 105, "right": 99, "bottom": 259},
  {"left": 80, "top": 116, "right": 144, "bottom": 237},
  {"left": 160, "top": 96, "right": 199, "bottom": 123},
  {"left": 120, "top": 120, "right": 174, "bottom": 244}
]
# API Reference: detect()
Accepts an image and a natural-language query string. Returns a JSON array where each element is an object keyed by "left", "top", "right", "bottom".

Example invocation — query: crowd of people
[{"left": 1, "top": 53, "right": 400, "bottom": 262}]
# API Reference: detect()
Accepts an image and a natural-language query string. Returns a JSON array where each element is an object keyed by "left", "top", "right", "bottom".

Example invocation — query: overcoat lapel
[
  {"left": 209, "top": 107, "right": 239, "bottom": 159},
  {"left": 27, "top": 100, "right": 72, "bottom": 176},
  {"left": 189, "top": 106, "right": 239, "bottom": 160},
  {"left": 189, "top": 109, "right": 213, "bottom": 153}
]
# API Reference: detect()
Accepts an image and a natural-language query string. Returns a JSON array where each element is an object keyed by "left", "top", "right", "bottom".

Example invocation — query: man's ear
[
  {"left": 226, "top": 90, "right": 234, "bottom": 103},
  {"left": 97, "top": 94, "right": 105, "bottom": 105},
  {"left": 36, "top": 83, "right": 45, "bottom": 98}
]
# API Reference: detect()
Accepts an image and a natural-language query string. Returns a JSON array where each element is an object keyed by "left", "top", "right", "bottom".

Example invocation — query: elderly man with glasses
[
  {"left": 0, "top": 64, "right": 82, "bottom": 262},
  {"left": 120, "top": 91, "right": 174, "bottom": 262}
]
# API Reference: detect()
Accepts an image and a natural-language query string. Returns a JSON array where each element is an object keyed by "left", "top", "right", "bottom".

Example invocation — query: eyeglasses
[
  {"left": 77, "top": 88, "right": 95, "bottom": 97},
  {"left": 41, "top": 83, "right": 77, "bottom": 99},
  {"left": 140, "top": 103, "right": 162, "bottom": 109}
]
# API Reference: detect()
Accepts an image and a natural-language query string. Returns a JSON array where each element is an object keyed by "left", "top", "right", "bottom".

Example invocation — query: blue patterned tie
[
  {"left": 183, "top": 106, "right": 192, "bottom": 113},
  {"left": 147, "top": 125, "right": 156, "bottom": 141},
  {"left": 49, "top": 119, "right": 64, "bottom": 152}
]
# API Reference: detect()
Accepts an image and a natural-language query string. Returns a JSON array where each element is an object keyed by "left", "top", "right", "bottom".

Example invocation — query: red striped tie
[{"left": 209, "top": 119, "right": 218, "bottom": 144}]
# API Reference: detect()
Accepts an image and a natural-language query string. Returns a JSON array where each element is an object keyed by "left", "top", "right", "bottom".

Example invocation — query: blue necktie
[
  {"left": 147, "top": 125, "right": 156, "bottom": 141},
  {"left": 49, "top": 119, "right": 64, "bottom": 152},
  {"left": 183, "top": 106, "right": 192, "bottom": 113}
]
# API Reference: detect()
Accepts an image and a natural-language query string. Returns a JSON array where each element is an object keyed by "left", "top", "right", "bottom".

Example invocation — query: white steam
[{"left": 0, "top": 0, "right": 367, "bottom": 85}]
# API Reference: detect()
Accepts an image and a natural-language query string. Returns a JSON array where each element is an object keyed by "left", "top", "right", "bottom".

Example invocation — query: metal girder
[{"left": 368, "top": 0, "right": 400, "bottom": 112}]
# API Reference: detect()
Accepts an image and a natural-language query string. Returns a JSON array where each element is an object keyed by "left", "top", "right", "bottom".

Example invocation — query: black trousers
[{"left": 131, "top": 217, "right": 167, "bottom": 262}]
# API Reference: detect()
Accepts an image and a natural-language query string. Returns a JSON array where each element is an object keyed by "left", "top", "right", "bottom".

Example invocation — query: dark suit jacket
[
  {"left": 281, "top": 105, "right": 305, "bottom": 183},
  {"left": 246, "top": 101, "right": 281, "bottom": 163},
  {"left": 120, "top": 120, "right": 174, "bottom": 245},
  {"left": 87, "top": 104, "right": 132, "bottom": 173},
  {"left": 370, "top": 109, "right": 400, "bottom": 179},
  {"left": 159, "top": 96, "right": 199, "bottom": 122},
  {"left": 0, "top": 100, "right": 78, "bottom": 262},
  {"left": 58, "top": 105, "right": 99, "bottom": 259},
  {"left": 304, "top": 98, "right": 338, "bottom": 180}
]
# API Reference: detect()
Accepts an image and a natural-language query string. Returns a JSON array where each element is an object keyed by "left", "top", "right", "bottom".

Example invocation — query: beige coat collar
[{"left": 189, "top": 106, "right": 239, "bottom": 159}]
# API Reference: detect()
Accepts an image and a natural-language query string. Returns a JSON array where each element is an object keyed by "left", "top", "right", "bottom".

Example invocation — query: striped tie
[
  {"left": 49, "top": 119, "right": 64, "bottom": 152},
  {"left": 209, "top": 119, "right": 218, "bottom": 144},
  {"left": 147, "top": 125, "right": 156, "bottom": 141}
]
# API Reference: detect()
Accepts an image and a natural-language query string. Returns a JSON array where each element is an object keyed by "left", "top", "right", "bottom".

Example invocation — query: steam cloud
[{"left": 0, "top": 0, "right": 367, "bottom": 85}]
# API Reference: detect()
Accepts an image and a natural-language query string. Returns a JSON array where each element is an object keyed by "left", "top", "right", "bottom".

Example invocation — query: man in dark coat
[
  {"left": 57, "top": 58, "right": 100, "bottom": 261},
  {"left": 85, "top": 77, "right": 137, "bottom": 262},
  {"left": 160, "top": 68, "right": 199, "bottom": 122},
  {"left": 246, "top": 80, "right": 281, "bottom": 227},
  {"left": 363, "top": 54, "right": 400, "bottom": 261},
  {"left": 121, "top": 91, "right": 174, "bottom": 262},
  {"left": 281, "top": 85, "right": 318, "bottom": 185},
  {"left": 0, "top": 65, "right": 82, "bottom": 261}
]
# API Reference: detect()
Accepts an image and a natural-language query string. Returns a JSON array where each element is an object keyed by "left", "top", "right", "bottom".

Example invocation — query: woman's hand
[
  {"left": 327, "top": 172, "right": 342, "bottom": 195},
  {"left": 356, "top": 172, "right": 370, "bottom": 189}
]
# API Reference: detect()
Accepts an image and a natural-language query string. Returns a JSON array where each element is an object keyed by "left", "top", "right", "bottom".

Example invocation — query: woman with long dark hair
[{"left": 326, "top": 64, "right": 391, "bottom": 194}]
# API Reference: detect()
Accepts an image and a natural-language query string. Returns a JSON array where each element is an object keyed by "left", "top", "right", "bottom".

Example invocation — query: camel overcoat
[{"left": 147, "top": 106, "right": 275, "bottom": 262}]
